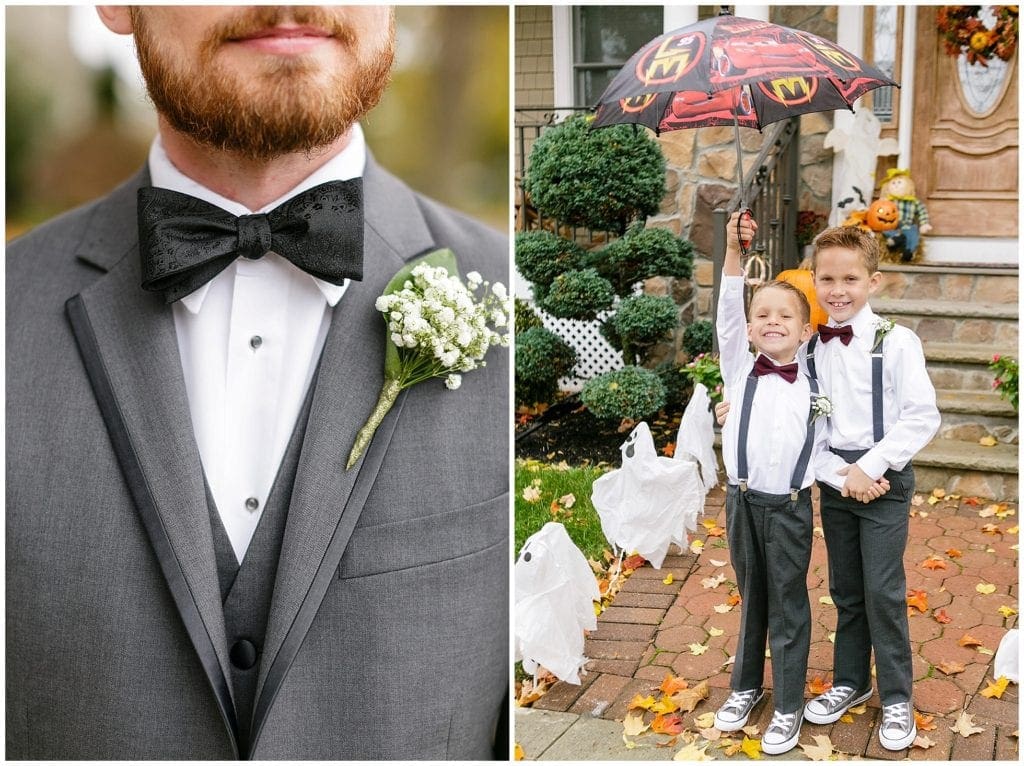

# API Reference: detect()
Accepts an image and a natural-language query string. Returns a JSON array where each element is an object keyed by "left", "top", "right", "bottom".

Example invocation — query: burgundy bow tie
[
  {"left": 819, "top": 324, "right": 854, "bottom": 345},
  {"left": 753, "top": 354, "right": 799, "bottom": 383}
]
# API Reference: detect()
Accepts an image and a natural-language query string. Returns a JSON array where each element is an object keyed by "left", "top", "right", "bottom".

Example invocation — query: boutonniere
[
  {"left": 346, "top": 249, "right": 511, "bottom": 469},
  {"left": 872, "top": 317, "right": 895, "bottom": 348},
  {"left": 811, "top": 394, "right": 833, "bottom": 421}
]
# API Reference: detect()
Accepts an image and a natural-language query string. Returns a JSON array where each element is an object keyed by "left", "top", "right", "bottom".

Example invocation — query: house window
[
  {"left": 571, "top": 6, "right": 663, "bottom": 106},
  {"left": 867, "top": 6, "right": 901, "bottom": 124}
]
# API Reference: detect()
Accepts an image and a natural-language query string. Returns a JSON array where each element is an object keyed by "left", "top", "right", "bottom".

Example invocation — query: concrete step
[
  {"left": 874, "top": 298, "right": 1018, "bottom": 320},
  {"left": 875, "top": 299, "right": 1018, "bottom": 346},
  {"left": 936, "top": 388, "right": 1017, "bottom": 417},
  {"left": 878, "top": 263, "right": 1018, "bottom": 305},
  {"left": 923, "top": 341, "right": 1018, "bottom": 366},
  {"left": 913, "top": 438, "right": 1018, "bottom": 501},
  {"left": 921, "top": 342, "right": 1016, "bottom": 393},
  {"left": 933, "top": 389, "right": 1018, "bottom": 445}
]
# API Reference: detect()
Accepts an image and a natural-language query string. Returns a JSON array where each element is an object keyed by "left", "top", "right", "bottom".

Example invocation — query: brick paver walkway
[{"left": 520, "top": 486, "right": 1019, "bottom": 760}]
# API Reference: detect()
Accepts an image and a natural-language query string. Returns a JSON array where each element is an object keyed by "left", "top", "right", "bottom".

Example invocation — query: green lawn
[{"left": 514, "top": 458, "right": 613, "bottom": 561}]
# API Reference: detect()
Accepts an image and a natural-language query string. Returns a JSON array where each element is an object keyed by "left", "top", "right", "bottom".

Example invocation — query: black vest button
[{"left": 230, "top": 639, "right": 258, "bottom": 670}]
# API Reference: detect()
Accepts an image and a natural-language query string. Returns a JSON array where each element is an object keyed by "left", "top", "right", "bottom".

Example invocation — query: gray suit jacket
[{"left": 6, "top": 158, "right": 509, "bottom": 760}]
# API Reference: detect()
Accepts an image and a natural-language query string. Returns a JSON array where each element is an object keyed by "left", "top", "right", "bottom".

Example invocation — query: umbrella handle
[{"left": 738, "top": 207, "right": 754, "bottom": 256}]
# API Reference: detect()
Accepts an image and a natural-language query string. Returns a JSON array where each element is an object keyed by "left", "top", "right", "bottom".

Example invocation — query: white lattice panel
[
  {"left": 541, "top": 311, "right": 623, "bottom": 392},
  {"left": 515, "top": 266, "right": 625, "bottom": 392}
]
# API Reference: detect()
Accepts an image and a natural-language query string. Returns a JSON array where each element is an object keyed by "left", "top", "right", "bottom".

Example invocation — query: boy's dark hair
[
  {"left": 811, "top": 226, "right": 881, "bottom": 273},
  {"left": 750, "top": 280, "right": 811, "bottom": 324}
]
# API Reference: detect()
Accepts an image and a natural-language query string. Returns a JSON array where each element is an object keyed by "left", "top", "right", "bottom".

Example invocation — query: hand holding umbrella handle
[{"left": 737, "top": 207, "right": 754, "bottom": 255}]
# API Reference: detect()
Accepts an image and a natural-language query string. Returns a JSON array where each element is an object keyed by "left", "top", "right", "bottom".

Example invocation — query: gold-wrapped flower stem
[{"left": 346, "top": 377, "right": 403, "bottom": 470}]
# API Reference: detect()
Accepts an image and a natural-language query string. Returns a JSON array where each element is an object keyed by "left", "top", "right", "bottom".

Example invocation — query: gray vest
[{"left": 206, "top": 390, "right": 314, "bottom": 754}]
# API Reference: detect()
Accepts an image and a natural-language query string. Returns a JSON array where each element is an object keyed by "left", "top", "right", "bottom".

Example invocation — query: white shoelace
[
  {"left": 723, "top": 689, "right": 757, "bottom": 713},
  {"left": 817, "top": 685, "right": 855, "bottom": 708},
  {"left": 882, "top": 703, "right": 911, "bottom": 731},
  {"left": 767, "top": 710, "right": 797, "bottom": 735}
]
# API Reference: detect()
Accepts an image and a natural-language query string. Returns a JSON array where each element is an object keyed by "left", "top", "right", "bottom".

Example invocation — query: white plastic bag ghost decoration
[
  {"left": 514, "top": 522, "right": 600, "bottom": 685},
  {"left": 994, "top": 628, "right": 1019, "bottom": 683},
  {"left": 825, "top": 109, "right": 900, "bottom": 226},
  {"left": 674, "top": 382, "right": 719, "bottom": 494},
  {"left": 591, "top": 422, "right": 702, "bottom": 569}
]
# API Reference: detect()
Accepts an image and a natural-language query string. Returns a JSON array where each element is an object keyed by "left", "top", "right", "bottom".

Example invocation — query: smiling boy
[
  {"left": 802, "top": 226, "right": 939, "bottom": 751},
  {"left": 714, "top": 213, "right": 846, "bottom": 755}
]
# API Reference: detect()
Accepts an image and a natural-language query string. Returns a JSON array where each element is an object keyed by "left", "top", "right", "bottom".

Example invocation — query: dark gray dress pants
[
  {"left": 726, "top": 484, "right": 813, "bottom": 713},
  {"left": 818, "top": 459, "right": 915, "bottom": 704}
]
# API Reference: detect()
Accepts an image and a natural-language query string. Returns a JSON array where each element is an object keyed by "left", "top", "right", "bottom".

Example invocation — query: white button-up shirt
[
  {"left": 148, "top": 126, "right": 366, "bottom": 562},
  {"left": 804, "top": 304, "right": 940, "bottom": 489},
  {"left": 717, "top": 274, "right": 826, "bottom": 493}
]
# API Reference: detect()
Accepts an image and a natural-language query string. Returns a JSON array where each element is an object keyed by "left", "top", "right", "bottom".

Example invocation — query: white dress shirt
[
  {"left": 148, "top": 126, "right": 366, "bottom": 562},
  {"left": 717, "top": 274, "right": 826, "bottom": 493},
  {"left": 804, "top": 304, "right": 940, "bottom": 489}
]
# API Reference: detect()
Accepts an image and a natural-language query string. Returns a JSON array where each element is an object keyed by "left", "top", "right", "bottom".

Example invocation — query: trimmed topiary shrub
[
  {"left": 654, "top": 360, "right": 692, "bottom": 410},
  {"left": 524, "top": 114, "right": 666, "bottom": 234},
  {"left": 515, "top": 230, "right": 587, "bottom": 289},
  {"left": 515, "top": 326, "right": 577, "bottom": 406},
  {"left": 588, "top": 225, "right": 695, "bottom": 295},
  {"left": 513, "top": 297, "right": 544, "bottom": 334},
  {"left": 610, "top": 294, "right": 678, "bottom": 365},
  {"left": 682, "top": 319, "right": 714, "bottom": 358},
  {"left": 580, "top": 365, "right": 666, "bottom": 421},
  {"left": 536, "top": 268, "right": 615, "bottom": 321}
]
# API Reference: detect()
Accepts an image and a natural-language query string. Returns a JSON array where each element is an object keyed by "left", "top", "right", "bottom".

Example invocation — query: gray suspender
[
  {"left": 736, "top": 372, "right": 819, "bottom": 499},
  {"left": 870, "top": 335, "right": 884, "bottom": 443},
  {"left": 806, "top": 330, "right": 885, "bottom": 444},
  {"left": 735, "top": 374, "right": 758, "bottom": 492}
]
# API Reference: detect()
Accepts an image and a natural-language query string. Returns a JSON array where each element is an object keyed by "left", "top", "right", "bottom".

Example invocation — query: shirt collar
[
  {"left": 827, "top": 304, "right": 877, "bottom": 338},
  {"left": 147, "top": 124, "right": 366, "bottom": 313}
]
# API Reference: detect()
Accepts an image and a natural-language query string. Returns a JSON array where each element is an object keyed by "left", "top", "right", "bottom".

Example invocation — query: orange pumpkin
[
  {"left": 776, "top": 268, "right": 829, "bottom": 331},
  {"left": 866, "top": 198, "right": 900, "bottom": 232}
]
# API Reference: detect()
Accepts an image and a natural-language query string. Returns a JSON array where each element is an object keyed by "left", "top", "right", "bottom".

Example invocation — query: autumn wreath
[{"left": 936, "top": 6, "right": 1018, "bottom": 66}]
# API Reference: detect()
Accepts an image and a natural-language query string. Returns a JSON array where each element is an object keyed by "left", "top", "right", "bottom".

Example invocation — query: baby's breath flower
[
  {"left": 811, "top": 394, "right": 833, "bottom": 420},
  {"left": 347, "top": 252, "right": 513, "bottom": 469}
]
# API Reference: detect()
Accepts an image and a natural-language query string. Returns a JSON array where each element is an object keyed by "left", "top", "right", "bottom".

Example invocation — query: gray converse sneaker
[
  {"left": 803, "top": 685, "right": 872, "bottom": 724},
  {"left": 762, "top": 709, "right": 803, "bottom": 755},
  {"left": 878, "top": 701, "right": 917, "bottom": 750},
  {"left": 713, "top": 688, "right": 764, "bottom": 731}
]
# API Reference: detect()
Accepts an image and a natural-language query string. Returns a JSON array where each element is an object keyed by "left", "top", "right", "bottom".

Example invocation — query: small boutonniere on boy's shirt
[
  {"left": 811, "top": 393, "right": 833, "bottom": 421},
  {"left": 346, "top": 249, "right": 511, "bottom": 469},
  {"left": 872, "top": 317, "right": 895, "bottom": 347}
]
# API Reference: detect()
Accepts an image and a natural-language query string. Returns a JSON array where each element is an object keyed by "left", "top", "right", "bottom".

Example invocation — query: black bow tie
[
  {"left": 819, "top": 324, "right": 854, "bottom": 345},
  {"left": 137, "top": 179, "right": 363, "bottom": 303},
  {"left": 753, "top": 354, "right": 799, "bottom": 383}
]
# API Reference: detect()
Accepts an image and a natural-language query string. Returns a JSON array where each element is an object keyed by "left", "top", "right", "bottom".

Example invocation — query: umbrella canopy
[{"left": 593, "top": 13, "right": 897, "bottom": 134}]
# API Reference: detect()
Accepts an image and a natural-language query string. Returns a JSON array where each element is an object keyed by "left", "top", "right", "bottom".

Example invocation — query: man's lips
[{"left": 229, "top": 25, "right": 334, "bottom": 54}]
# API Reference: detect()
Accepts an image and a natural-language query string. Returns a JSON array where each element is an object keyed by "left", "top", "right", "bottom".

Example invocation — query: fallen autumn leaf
[
  {"left": 950, "top": 711, "right": 985, "bottom": 738},
  {"left": 980, "top": 676, "right": 1010, "bottom": 699},
  {"left": 799, "top": 734, "right": 835, "bottom": 761}
]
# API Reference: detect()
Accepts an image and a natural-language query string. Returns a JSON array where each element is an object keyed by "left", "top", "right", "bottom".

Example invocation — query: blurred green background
[{"left": 6, "top": 6, "right": 509, "bottom": 238}]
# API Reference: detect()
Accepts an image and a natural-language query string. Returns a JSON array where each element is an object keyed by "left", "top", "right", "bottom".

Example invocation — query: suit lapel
[
  {"left": 65, "top": 173, "right": 239, "bottom": 756},
  {"left": 250, "top": 158, "right": 437, "bottom": 750}
]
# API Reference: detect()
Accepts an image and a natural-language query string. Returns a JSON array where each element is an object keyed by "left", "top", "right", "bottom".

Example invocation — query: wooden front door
[{"left": 911, "top": 10, "right": 1018, "bottom": 238}]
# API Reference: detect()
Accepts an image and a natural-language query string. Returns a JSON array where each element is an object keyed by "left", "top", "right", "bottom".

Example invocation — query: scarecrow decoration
[{"left": 879, "top": 168, "right": 932, "bottom": 262}]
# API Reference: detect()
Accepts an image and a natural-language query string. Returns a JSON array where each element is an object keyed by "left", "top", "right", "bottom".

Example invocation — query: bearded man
[{"left": 6, "top": 6, "right": 508, "bottom": 760}]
